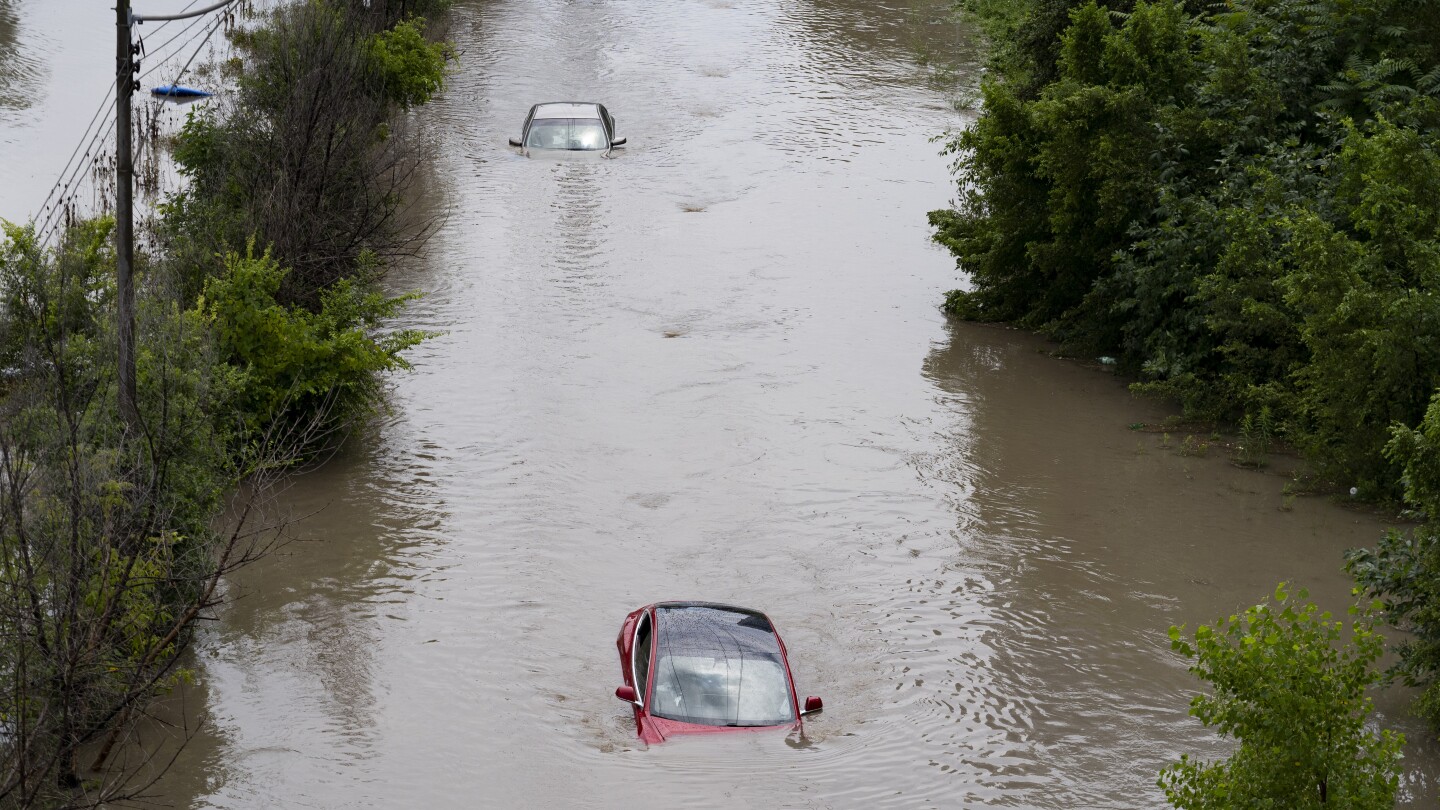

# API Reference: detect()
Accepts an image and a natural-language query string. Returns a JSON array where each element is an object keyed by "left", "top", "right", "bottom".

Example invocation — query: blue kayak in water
[{"left": 151, "top": 84, "right": 212, "bottom": 98}]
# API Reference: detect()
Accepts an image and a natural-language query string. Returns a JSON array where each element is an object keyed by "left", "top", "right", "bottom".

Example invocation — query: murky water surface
[{"left": 4, "top": 0, "right": 1439, "bottom": 806}]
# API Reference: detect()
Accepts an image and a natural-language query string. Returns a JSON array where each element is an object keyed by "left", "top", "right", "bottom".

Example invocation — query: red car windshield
[{"left": 649, "top": 606, "right": 796, "bottom": 727}]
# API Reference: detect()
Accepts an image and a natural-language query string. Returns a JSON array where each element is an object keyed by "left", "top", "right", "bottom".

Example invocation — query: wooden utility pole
[
  {"left": 113, "top": 0, "right": 233, "bottom": 430},
  {"left": 115, "top": 0, "right": 138, "bottom": 429}
]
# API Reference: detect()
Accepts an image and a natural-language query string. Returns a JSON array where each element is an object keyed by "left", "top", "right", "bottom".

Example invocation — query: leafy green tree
[
  {"left": 165, "top": 0, "right": 454, "bottom": 305},
  {"left": 1348, "top": 525, "right": 1440, "bottom": 730},
  {"left": 1161, "top": 584, "right": 1403, "bottom": 809},
  {"left": 0, "top": 222, "right": 249, "bottom": 802},
  {"left": 367, "top": 17, "right": 453, "bottom": 109},
  {"left": 1281, "top": 109, "right": 1440, "bottom": 492},
  {"left": 933, "top": 0, "right": 1200, "bottom": 343},
  {"left": 1387, "top": 391, "right": 1440, "bottom": 518},
  {"left": 0, "top": 0, "right": 449, "bottom": 799}
]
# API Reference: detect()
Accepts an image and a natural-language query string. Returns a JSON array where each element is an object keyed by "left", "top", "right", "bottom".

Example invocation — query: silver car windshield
[
  {"left": 650, "top": 606, "right": 796, "bottom": 727},
  {"left": 524, "top": 118, "right": 608, "bottom": 150}
]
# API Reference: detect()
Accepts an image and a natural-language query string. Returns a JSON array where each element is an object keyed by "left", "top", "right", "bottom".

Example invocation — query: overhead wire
[
  {"left": 131, "top": 8, "right": 231, "bottom": 183},
  {"left": 31, "top": 79, "right": 116, "bottom": 240},
  {"left": 135, "top": 0, "right": 241, "bottom": 24},
  {"left": 151, "top": 5, "right": 231, "bottom": 91},
  {"left": 137, "top": 7, "right": 219, "bottom": 83},
  {"left": 140, "top": 0, "right": 205, "bottom": 40},
  {"left": 31, "top": 0, "right": 205, "bottom": 238},
  {"left": 33, "top": 0, "right": 254, "bottom": 245},
  {"left": 35, "top": 116, "right": 119, "bottom": 245}
]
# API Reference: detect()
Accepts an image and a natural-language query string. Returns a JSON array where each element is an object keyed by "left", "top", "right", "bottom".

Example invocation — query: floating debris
[{"left": 151, "top": 84, "right": 213, "bottom": 99}]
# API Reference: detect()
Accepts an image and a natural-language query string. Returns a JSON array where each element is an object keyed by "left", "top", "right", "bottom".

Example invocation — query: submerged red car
[{"left": 614, "top": 602, "right": 823, "bottom": 744}]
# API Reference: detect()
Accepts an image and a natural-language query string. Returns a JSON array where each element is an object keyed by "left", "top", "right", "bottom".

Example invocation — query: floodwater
[{"left": 4, "top": 0, "right": 1439, "bottom": 806}]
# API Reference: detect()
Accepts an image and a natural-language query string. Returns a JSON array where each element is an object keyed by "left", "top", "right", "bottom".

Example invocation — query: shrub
[
  {"left": 1161, "top": 584, "right": 1403, "bottom": 809},
  {"left": 194, "top": 247, "right": 429, "bottom": 436},
  {"left": 367, "top": 17, "right": 453, "bottom": 109},
  {"left": 164, "top": 0, "right": 446, "bottom": 304},
  {"left": 0, "top": 223, "right": 243, "bottom": 800}
]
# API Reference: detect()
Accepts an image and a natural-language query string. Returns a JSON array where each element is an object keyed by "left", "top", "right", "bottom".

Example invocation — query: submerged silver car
[{"left": 508, "top": 102, "right": 627, "bottom": 154}]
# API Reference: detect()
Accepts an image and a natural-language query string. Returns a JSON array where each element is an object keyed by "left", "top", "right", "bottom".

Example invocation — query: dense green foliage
[
  {"left": 1162, "top": 584, "right": 1402, "bottom": 808},
  {"left": 934, "top": 0, "right": 1440, "bottom": 498},
  {"left": 1347, "top": 399, "right": 1440, "bottom": 732},
  {"left": 945, "top": 0, "right": 1440, "bottom": 741},
  {"left": 196, "top": 247, "right": 427, "bottom": 434},
  {"left": 161, "top": 0, "right": 446, "bottom": 434},
  {"left": 368, "top": 18, "right": 454, "bottom": 109},
  {"left": 1348, "top": 525, "right": 1440, "bottom": 728}
]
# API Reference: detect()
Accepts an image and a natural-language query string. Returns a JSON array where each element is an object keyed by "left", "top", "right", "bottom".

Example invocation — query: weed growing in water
[{"left": 1234, "top": 407, "right": 1274, "bottom": 468}]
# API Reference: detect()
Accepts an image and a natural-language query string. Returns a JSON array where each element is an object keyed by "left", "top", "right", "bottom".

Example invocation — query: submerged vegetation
[
  {"left": 163, "top": 0, "right": 452, "bottom": 304},
  {"left": 937, "top": 0, "right": 1440, "bottom": 743},
  {"left": 0, "top": 1, "right": 451, "bottom": 805},
  {"left": 1164, "top": 585, "right": 1402, "bottom": 809}
]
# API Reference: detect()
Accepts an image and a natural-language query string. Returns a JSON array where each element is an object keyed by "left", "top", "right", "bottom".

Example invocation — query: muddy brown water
[{"left": 4, "top": 0, "right": 1440, "bottom": 806}]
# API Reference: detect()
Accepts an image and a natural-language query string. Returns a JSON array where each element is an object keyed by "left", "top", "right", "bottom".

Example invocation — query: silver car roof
[{"left": 532, "top": 102, "right": 602, "bottom": 120}]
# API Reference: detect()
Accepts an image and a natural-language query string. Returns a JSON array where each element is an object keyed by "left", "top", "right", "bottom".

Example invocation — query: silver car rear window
[{"left": 525, "top": 118, "right": 607, "bottom": 150}]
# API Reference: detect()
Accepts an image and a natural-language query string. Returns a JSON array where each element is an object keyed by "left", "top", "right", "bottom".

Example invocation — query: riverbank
[
  {"left": 0, "top": 2, "right": 453, "bottom": 804},
  {"left": 931, "top": 2, "right": 1440, "bottom": 791}
]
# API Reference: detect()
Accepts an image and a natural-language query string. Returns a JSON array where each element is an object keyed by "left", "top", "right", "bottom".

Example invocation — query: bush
[
  {"left": 367, "top": 17, "right": 453, "bottom": 109},
  {"left": 0, "top": 0, "right": 449, "bottom": 799},
  {"left": 1161, "top": 584, "right": 1403, "bottom": 809},
  {"left": 0, "top": 223, "right": 243, "bottom": 801},
  {"left": 195, "top": 247, "right": 429, "bottom": 436}
]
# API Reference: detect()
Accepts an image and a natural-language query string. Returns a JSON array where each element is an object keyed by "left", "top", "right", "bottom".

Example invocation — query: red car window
[
  {"left": 634, "top": 613, "right": 653, "bottom": 702},
  {"left": 650, "top": 606, "right": 796, "bottom": 727}
]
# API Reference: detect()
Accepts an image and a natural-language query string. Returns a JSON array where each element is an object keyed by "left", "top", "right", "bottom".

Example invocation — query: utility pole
[
  {"left": 112, "top": 0, "right": 232, "bottom": 430},
  {"left": 115, "top": 0, "right": 139, "bottom": 429}
]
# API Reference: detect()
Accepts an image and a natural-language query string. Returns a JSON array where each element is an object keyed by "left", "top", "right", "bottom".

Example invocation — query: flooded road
[{"left": 4, "top": 0, "right": 1440, "bottom": 806}]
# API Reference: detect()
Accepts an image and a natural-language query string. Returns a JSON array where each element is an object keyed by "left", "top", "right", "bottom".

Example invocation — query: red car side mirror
[
  {"left": 803, "top": 696, "right": 823, "bottom": 714},
  {"left": 615, "top": 685, "right": 639, "bottom": 704}
]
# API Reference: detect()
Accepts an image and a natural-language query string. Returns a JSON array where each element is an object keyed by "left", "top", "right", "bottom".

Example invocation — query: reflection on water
[
  {"left": 0, "top": 1, "right": 42, "bottom": 116},
  {"left": 150, "top": 426, "right": 451, "bottom": 805},
  {"left": 912, "top": 321, "right": 1440, "bottom": 805},
  {"left": 0, "top": 0, "right": 1417, "bottom": 804}
]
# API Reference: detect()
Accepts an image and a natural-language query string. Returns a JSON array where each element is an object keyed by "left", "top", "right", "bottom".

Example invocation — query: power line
[
  {"left": 30, "top": 2, "right": 209, "bottom": 235},
  {"left": 33, "top": 0, "right": 252, "bottom": 244},
  {"left": 30, "top": 79, "right": 117, "bottom": 238},
  {"left": 134, "top": 0, "right": 239, "bottom": 23},
  {"left": 36, "top": 114, "right": 119, "bottom": 244},
  {"left": 137, "top": 6, "right": 217, "bottom": 82},
  {"left": 35, "top": 115, "right": 119, "bottom": 245},
  {"left": 141, "top": 0, "right": 281, "bottom": 84},
  {"left": 140, "top": 0, "right": 205, "bottom": 40},
  {"left": 128, "top": 10, "right": 232, "bottom": 192},
  {"left": 160, "top": 10, "right": 230, "bottom": 91}
]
